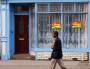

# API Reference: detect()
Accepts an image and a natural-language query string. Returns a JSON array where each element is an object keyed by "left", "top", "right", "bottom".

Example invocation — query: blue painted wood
[
  {"left": 0, "top": 37, "right": 8, "bottom": 42},
  {"left": 14, "top": 12, "right": 29, "bottom": 15},
  {"left": 0, "top": 9, "right": 1, "bottom": 38},
  {"left": 37, "top": 12, "right": 88, "bottom": 14},
  {"left": 30, "top": 48, "right": 88, "bottom": 52},
  {"left": 8, "top": 0, "right": 89, "bottom": 3},
  {"left": 1, "top": 3, "right": 10, "bottom": 61},
  {"left": 9, "top": 0, "right": 35, "bottom": 3},
  {"left": 48, "top": 4, "right": 50, "bottom": 12},
  {"left": 63, "top": 48, "right": 88, "bottom": 52},
  {"left": 1, "top": 4, "right": 6, "bottom": 61},
  {"left": 1, "top": 0, "right": 7, "bottom": 4},
  {"left": 30, "top": 48, "right": 52, "bottom": 52},
  {"left": 29, "top": 9, "right": 32, "bottom": 51},
  {"left": 88, "top": 2, "right": 90, "bottom": 61},
  {"left": 35, "top": 4, "right": 38, "bottom": 48},
  {"left": 6, "top": 3, "right": 10, "bottom": 60},
  {"left": 36, "top": 0, "right": 60, "bottom": 2},
  {"left": 36, "top": 2, "right": 88, "bottom": 4},
  {"left": 2, "top": 42, "right": 9, "bottom": 61},
  {"left": 9, "top": 5, "right": 14, "bottom": 57},
  {"left": 61, "top": 3, "right": 64, "bottom": 49}
]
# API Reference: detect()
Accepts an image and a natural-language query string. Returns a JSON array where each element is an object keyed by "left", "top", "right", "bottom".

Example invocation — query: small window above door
[{"left": 14, "top": 6, "right": 29, "bottom": 13}]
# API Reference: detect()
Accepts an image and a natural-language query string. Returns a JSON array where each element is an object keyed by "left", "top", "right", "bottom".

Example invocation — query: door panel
[{"left": 15, "top": 15, "right": 29, "bottom": 54}]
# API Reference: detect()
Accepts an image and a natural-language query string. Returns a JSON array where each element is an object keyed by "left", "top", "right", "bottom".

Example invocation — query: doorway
[{"left": 14, "top": 15, "right": 29, "bottom": 54}]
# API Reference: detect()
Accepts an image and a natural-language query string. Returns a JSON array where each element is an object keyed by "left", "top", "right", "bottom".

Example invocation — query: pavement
[{"left": 0, "top": 60, "right": 90, "bottom": 69}]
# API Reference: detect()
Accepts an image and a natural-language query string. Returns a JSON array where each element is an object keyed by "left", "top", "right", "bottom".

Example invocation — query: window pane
[
  {"left": 38, "top": 14, "right": 61, "bottom": 48},
  {"left": 63, "top": 4, "right": 74, "bottom": 12},
  {"left": 37, "top": 4, "right": 48, "bottom": 12},
  {"left": 76, "top": 3, "right": 88, "bottom": 12},
  {"left": 32, "top": 14, "right": 35, "bottom": 48},
  {"left": 63, "top": 14, "right": 87, "bottom": 48},
  {"left": 19, "top": 17, "right": 24, "bottom": 35},
  {"left": 14, "top": 6, "right": 29, "bottom": 12},
  {"left": 50, "top": 4, "right": 61, "bottom": 12}
]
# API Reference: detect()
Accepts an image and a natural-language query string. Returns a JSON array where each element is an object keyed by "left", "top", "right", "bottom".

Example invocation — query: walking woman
[{"left": 50, "top": 31, "right": 67, "bottom": 69}]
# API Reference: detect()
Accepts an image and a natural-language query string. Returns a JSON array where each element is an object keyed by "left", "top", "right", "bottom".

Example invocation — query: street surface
[{"left": 0, "top": 60, "right": 90, "bottom": 69}]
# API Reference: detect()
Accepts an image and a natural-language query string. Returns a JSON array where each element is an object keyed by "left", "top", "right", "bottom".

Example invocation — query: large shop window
[
  {"left": 37, "top": 3, "right": 88, "bottom": 48},
  {"left": 63, "top": 3, "right": 88, "bottom": 48},
  {"left": 38, "top": 14, "right": 61, "bottom": 48}
]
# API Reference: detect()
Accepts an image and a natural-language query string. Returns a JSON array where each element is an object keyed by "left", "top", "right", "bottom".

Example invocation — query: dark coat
[{"left": 51, "top": 38, "right": 63, "bottom": 59}]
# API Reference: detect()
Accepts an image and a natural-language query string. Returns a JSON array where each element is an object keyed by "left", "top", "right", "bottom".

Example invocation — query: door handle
[{"left": 19, "top": 38, "right": 24, "bottom": 40}]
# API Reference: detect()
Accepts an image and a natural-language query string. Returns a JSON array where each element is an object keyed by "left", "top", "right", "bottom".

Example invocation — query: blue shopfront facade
[{"left": 0, "top": 0, "right": 90, "bottom": 61}]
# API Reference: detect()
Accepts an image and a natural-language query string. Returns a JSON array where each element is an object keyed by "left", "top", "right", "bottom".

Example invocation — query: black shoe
[
  {"left": 48, "top": 57, "right": 52, "bottom": 60},
  {"left": 62, "top": 67, "right": 67, "bottom": 69}
]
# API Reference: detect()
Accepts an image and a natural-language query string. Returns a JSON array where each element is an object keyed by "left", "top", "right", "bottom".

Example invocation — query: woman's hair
[{"left": 53, "top": 31, "right": 59, "bottom": 37}]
